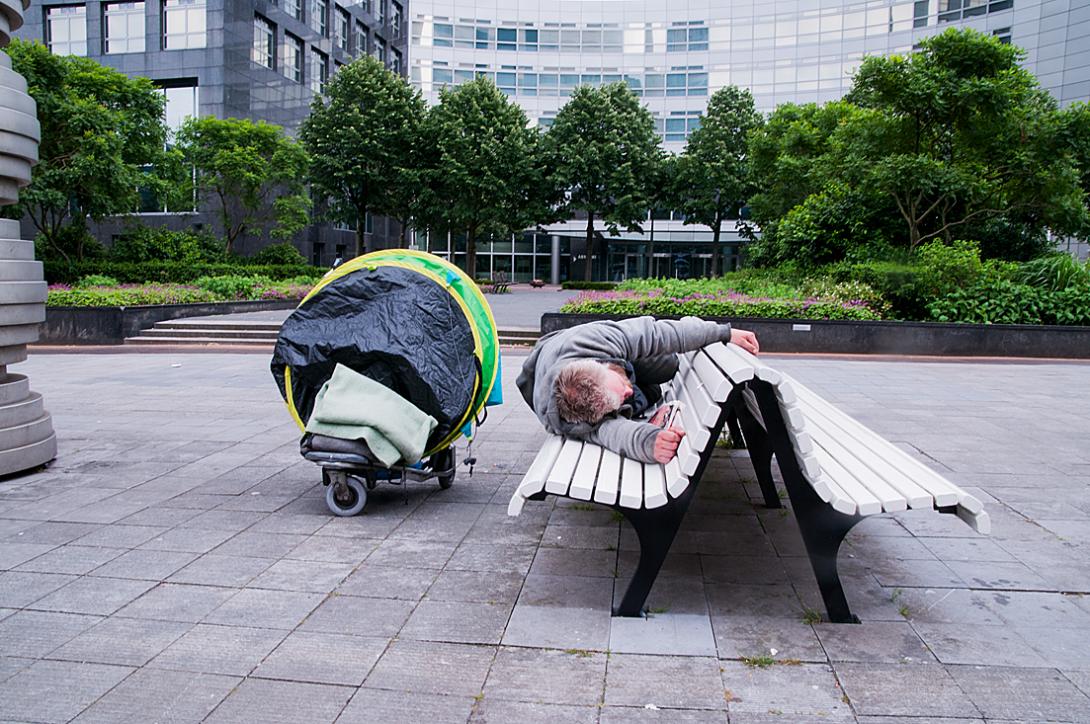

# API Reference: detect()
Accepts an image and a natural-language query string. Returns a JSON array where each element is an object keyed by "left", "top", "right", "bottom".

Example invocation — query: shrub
[
  {"left": 822, "top": 261, "right": 930, "bottom": 320},
  {"left": 250, "top": 242, "right": 306, "bottom": 266},
  {"left": 1016, "top": 253, "right": 1090, "bottom": 291},
  {"left": 74, "top": 274, "right": 120, "bottom": 288},
  {"left": 109, "top": 226, "right": 224, "bottom": 264}
]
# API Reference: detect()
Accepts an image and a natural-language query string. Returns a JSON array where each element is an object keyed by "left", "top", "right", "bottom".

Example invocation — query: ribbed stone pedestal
[{"left": 0, "top": 0, "right": 56, "bottom": 475}]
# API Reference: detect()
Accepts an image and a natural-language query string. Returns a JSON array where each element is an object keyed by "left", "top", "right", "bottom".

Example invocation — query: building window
[
  {"left": 310, "top": 0, "right": 328, "bottom": 35},
  {"left": 103, "top": 1, "right": 145, "bottom": 54},
  {"left": 390, "top": 1, "right": 402, "bottom": 38},
  {"left": 993, "top": 26, "right": 1012, "bottom": 43},
  {"left": 310, "top": 47, "right": 328, "bottom": 93},
  {"left": 390, "top": 48, "right": 401, "bottom": 74},
  {"left": 334, "top": 6, "right": 350, "bottom": 51},
  {"left": 283, "top": 0, "right": 302, "bottom": 21},
  {"left": 162, "top": 0, "right": 206, "bottom": 49},
  {"left": 282, "top": 33, "right": 303, "bottom": 81},
  {"left": 161, "top": 82, "right": 198, "bottom": 133},
  {"left": 374, "top": 36, "right": 386, "bottom": 64},
  {"left": 253, "top": 15, "right": 275, "bottom": 69},
  {"left": 374, "top": 0, "right": 384, "bottom": 26},
  {"left": 46, "top": 5, "right": 88, "bottom": 56},
  {"left": 355, "top": 21, "right": 369, "bottom": 57}
]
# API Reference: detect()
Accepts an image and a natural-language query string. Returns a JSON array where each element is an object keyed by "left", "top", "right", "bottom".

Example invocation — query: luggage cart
[{"left": 301, "top": 433, "right": 457, "bottom": 516}]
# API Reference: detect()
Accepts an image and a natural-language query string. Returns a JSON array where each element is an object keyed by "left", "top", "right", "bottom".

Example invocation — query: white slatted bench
[{"left": 508, "top": 342, "right": 990, "bottom": 622}]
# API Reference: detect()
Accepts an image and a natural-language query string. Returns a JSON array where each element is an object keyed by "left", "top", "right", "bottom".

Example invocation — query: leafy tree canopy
[
  {"left": 747, "top": 28, "right": 1088, "bottom": 265},
  {"left": 300, "top": 56, "right": 426, "bottom": 255},
  {"left": 674, "top": 85, "right": 763, "bottom": 274},
  {"left": 5, "top": 39, "right": 172, "bottom": 261},
  {"left": 545, "top": 82, "right": 662, "bottom": 278},
  {"left": 175, "top": 116, "right": 310, "bottom": 254},
  {"left": 424, "top": 76, "right": 548, "bottom": 275}
]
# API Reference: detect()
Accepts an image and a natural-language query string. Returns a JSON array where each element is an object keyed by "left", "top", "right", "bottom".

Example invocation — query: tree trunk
[
  {"left": 711, "top": 216, "right": 723, "bottom": 277},
  {"left": 647, "top": 213, "right": 655, "bottom": 279},
  {"left": 465, "top": 225, "right": 477, "bottom": 278},
  {"left": 398, "top": 220, "right": 409, "bottom": 249},
  {"left": 354, "top": 210, "right": 364, "bottom": 257},
  {"left": 584, "top": 213, "right": 595, "bottom": 281}
]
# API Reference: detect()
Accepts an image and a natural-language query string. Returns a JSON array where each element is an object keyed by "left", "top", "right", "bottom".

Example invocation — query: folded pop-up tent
[{"left": 271, "top": 249, "right": 501, "bottom": 514}]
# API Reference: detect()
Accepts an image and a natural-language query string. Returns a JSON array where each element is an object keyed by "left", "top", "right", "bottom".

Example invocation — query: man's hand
[
  {"left": 730, "top": 328, "right": 760, "bottom": 355},
  {"left": 653, "top": 428, "right": 685, "bottom": 463}
]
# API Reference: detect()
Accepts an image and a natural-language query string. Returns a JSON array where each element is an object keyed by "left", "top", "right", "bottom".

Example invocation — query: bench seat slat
[
  {"left": 644, "top": 464, "right": 668, "bottom": 508},
  {"left": 508, "top": 434, "right": 565, "bottom": 516},
  {"left": 593, "top": 449, "right": 622, "bottom": 505},
  {"left": 681, "top": 363, "right": 721, "bottom": 428},
  {"left": 664, "top": 456, "right": 689, "bottom": 498},
  {"left": 703, "top": 342, "right": 756, "bottom": 384},
  {"left": 675, "top": 381, "right": 711, "bottom": 451},
  {"left": 742, "top": 388, "right": 822, "bottom": 481},
  {"left": 545, "top": 439, "right": 583, "bottom": 495},
  {"left": 677, "top": 435, "right": 700, "bottom": 477},
  {"left": 691, "top": 350, "right": 734, "bottom": 402},
  {"left": 810, "top": 446, "right": 879, "bottom": 515},
  {"left": 620, "top": 458, "right": 644, "bottom": 508},
  {"left": 569, "top": 444, "right": 602, "bottom": 501},
  {"left": 787, "top": 376, "right": 964, "bottom": 509},
  {"left": 802, "top": 413, "right": 910, "bottom": 513},
  {"left": 794, "top": 392, "right": 934, "bottom": 510}
]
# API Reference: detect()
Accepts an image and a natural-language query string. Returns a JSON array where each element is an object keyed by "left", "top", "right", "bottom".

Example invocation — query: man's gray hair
[{"left": 554, "top": 360, "right": 623, "bottom": 424}]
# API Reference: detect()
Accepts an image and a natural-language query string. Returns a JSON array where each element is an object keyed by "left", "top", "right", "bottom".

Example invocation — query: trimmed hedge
[
  {"left": 44, "top": 260, "right": 325, "bottom": 285},
  {"left": 561, "top": 281, "right": 618, "bottom": 290},
  {"left": 561, "top": 290, "right": 882, "bottom": 321}
]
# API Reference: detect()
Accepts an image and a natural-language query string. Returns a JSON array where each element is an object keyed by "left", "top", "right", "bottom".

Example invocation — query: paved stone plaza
[{"left": 1, "top": 349, "right": 1089, "bottom": 723}]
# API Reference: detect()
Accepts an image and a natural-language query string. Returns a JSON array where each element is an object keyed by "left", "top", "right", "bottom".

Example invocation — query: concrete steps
[{"left": 126, "top": 319, "right": 540, "bottom": 348}]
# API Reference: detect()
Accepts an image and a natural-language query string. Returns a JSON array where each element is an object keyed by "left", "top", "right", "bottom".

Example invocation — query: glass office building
[
  {"left": 17, "top": 0, "right": 408, "bottom": 263},
  {"left": 410, "top": 0, "right": 1090, "bottom": 281}
]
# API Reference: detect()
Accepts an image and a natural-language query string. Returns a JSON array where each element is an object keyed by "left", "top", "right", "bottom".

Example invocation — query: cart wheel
[
  {"left": 435, "top": 447, "right": 456, "bottom": 489},
  {"left": 326, "top": 475, "right": 367, "bottom": 516}
]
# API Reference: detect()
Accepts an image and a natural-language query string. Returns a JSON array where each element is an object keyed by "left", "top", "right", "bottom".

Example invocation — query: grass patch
[
  {"left": 569, "top": 503, "right": 596, "bottom": 511},
  {"left": 802, "top": 608, "right": 822, "bottom": 625},
  {"left": 741, "top": 655, "right": 776, "bottom": 669},
  {"left": 564, "top": 648, "right": 594, "bottom": 658}
]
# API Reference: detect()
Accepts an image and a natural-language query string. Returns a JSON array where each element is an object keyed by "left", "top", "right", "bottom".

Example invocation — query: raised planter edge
[
  {"left": 541, "top": 313, "right": 1090, "bottom": 359},
  {"left": 39, "top": 299, "right": 298, "bottom": 345}
]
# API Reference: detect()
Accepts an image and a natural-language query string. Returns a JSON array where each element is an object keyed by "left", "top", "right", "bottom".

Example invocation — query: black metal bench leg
[
  {"left": 732, "top": 400, "right": 782, "bottom": 510},
  {"left": 613, "top": 500, "right": 691, "bottom": 617},
  {"left": 749, "top": 382, "right": 861, "bottom": 623},
  {"left": 726, "top": 412, "right": 744, "bottom": 450}
]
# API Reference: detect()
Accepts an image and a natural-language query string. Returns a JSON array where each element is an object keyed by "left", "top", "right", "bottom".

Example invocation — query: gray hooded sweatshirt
[{"left": 516, "top": 316, "right": 733, "bottom": 463}]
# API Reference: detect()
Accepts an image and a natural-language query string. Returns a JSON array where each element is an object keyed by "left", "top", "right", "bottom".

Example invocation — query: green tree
[
  {"left": 175, "top": 116, "right": 310, "bottom": 255},
  {"left": 545, "top": 83, "right": 662, "bottom": 280},
  {"left": 747, "top": 29, "right": 1087, "bottom": 264},
  {"left": 844, "top": 28, "right": 1086, "bottom": 254},
  {"left": 674, "top": 86, "right": 763, "bottom": 276},
  {"left": 1059, "top": 101, "right": 1090, "bottom": 235},
  {"left": 4, "top": 39, "right": 172, "bottom": 261},
  {"left": 426, "top": 76, "right": 545, "bottom": 276},
  {"left": 300, "top": 56, "right": 426, "bottom": 256}
]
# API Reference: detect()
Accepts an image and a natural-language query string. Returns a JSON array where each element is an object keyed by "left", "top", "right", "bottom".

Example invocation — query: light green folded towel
[{"left": 305, "top": 363, "right": 439, "bottom": 467}]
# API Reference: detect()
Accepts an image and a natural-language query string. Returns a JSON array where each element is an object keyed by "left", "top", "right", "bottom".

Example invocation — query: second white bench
[{"left": 508, "top": 342, "right": 988, "bottom": 621}]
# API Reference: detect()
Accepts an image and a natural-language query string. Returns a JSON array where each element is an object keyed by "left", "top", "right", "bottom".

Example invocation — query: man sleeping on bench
[{"left": 516, "top": 317, "right": 760, "bottom": 463}]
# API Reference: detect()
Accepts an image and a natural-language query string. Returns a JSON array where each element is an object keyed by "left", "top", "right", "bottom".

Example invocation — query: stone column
[{"left": 0, "top": 0, "right": 56, "bottom": 475}]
